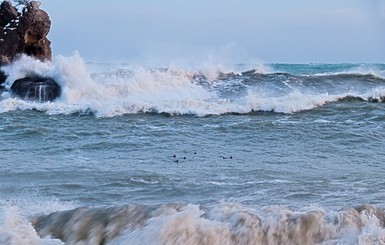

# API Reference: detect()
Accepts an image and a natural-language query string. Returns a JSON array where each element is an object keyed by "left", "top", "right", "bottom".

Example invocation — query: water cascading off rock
[{"left": 10, "top": 76, "right": 61, "bottom": 102}]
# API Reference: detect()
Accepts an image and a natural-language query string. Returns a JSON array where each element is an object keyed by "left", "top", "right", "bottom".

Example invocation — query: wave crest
[
  {"left": 1, "top": 56, "right": 385, "bottom": 117},
  {"left": 24, "top": 203, "right": 385, "bottom": 245}
]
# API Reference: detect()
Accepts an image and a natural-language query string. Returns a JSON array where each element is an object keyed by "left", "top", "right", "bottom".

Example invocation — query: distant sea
[{"left": 1, "top": 55, "right": 385, "bottom": 244}]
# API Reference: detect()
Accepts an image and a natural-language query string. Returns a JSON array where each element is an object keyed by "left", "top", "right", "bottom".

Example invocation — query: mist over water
[{"left": 1, "top": 54, "right": 385, "bottom": 244}]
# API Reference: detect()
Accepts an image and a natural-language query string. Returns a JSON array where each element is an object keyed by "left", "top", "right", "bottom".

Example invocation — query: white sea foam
[
  {"left": 346, "top": 65, "right": 385, "bottom": 79},
  {"left": 110, "top": 204, "right": 385, "bottom": 245},
  {"left": 0, "top": 193, "right": 73, "bottom": 245},
  {"left": 0, "top": 206, "right": 64, "bottom": 245},
  {"left": 0, "top": 200, "right": 378, "bottom": 245},
  {"left": 312, "top": 64, "right": 385, "bottom": 79},
  {"left": 0, "top": 55, "right": 383, "bottom": 117},
  {"left": 2, "top": 192, "right": 385, "bottom": 245},
  {"left": 368, "top": 87, "right": 385, "bottom": 101},
  {"left": 243, "top": 90, "right": 341, "bottom": 114}
]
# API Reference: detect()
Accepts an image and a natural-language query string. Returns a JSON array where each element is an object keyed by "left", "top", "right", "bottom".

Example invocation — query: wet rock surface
[{"left": 10, "top": 76, "right": 61, "bottom": 102}]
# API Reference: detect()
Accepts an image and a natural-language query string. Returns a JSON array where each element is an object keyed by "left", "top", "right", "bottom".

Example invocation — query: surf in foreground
[
  {"left": 2, "top": 201, "right": 385, "bottom": 245},
  {"left": 0, "top": 54, "right": 384, "bottom": 117}
]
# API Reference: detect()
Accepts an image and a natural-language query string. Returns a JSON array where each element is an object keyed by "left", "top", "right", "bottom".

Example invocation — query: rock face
[
  {"left": 0, "top": 0, "right": 52, "bottom": 66},
  {"left": 0, "top": 1, "right": 60, "bottom": 102},
  {"left": 10, "top": 76, "right": 61, "bottom": 102}
]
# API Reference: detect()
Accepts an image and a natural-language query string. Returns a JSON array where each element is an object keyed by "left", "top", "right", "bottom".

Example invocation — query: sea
[{"left": 1, "top": 54, "right": 385, "bottom": 244}]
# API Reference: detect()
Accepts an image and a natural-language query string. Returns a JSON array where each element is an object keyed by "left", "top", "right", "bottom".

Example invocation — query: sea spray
[
  {"left": 0, "top": 55, "right": 384, "bottom": 117},
  {"left": 0, "top": 190, "right": 75, "bottom": 245},
  {"left": 22, "top": 203, "right": 385, "bottom": 245},
  {"left": 0, "top": 206, "right": 64, "bottom": 245}
]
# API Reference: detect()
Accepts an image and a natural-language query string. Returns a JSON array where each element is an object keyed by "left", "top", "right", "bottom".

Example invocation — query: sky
[{"left": 39, "top": 0, "right": 385, "bottom": 64}]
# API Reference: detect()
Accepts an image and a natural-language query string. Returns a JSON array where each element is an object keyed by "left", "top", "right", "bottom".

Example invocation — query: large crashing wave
[
  {"left": 2, "top": 201, "right": 385, "bottom": 245},
  {"left": 0, "top": 54, "right": 385, "bottom": 117}
]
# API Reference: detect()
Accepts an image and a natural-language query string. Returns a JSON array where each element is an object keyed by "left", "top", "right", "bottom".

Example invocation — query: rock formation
[
  {"left": 0, "top": 0, "right": 52, "bottom": 65},
  {"left": 11, "top": 76, "right": 61, "bottom": 102},
  {"left": 0, "top": 0, "right": 60, "bottom": 102}
]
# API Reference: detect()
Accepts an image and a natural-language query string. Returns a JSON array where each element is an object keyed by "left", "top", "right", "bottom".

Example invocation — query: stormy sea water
[{"left": 1, "top": 55, "right": 385, "bottom": 244}]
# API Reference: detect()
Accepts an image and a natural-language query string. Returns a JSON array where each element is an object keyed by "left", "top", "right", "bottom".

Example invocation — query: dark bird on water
[{"left": 222, "top": 156, "right": 233, "bottom": 159}]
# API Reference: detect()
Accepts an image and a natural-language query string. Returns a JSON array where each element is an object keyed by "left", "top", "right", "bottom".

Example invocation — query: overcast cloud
[{"left": 41, "top": 0, "right": 385, "bottom": 64}]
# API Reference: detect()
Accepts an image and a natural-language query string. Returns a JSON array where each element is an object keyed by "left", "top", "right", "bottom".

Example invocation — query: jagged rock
[
  {"left": 11, "top": 76, "right": 61, "bottom": 102},
  {"left": 0, "top": 1, "right": 57, "bottom": 102},
  {"left": 0, "top": 1, "right": 18, "bottom": 29},
  {"left": 0, "top": 1, "right": 59, "bottom": 102},
  {"left": 19, "top": 1, "right": 51, "bottom": 61},
  {"left": 0, "top": 0, "right": 51, "bottom": 65}
]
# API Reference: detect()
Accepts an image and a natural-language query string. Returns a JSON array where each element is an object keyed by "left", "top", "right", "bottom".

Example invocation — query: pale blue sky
[{"left": 41, "top": 0, "right": 385, "bottom": 64}]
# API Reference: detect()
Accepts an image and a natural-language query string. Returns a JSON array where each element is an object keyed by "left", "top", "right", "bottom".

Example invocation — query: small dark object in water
[
  {"left": 222, "top": 156, "right": 233, "bottom": 160},
  {"left": 0, "top": 70, "right": 7, "bottom": 86},
  {"left": 10, "top": 76, "right": 61, "bottom": 102}
]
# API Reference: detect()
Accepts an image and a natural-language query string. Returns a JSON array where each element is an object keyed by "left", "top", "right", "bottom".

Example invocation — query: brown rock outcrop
[
  {"left": 0, "top": 1, "right": 18, "bottom": 29},
  {"left": 0, "top": 0, "right": 52, "bottom": 66},
  {"left": 0, "top": 1, "right": 58, "bottom": 101}
]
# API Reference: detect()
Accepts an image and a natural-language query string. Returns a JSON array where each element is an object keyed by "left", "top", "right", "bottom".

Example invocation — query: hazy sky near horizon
[{"left": 41, "top": 0, "right": 385, "bottom": 64}]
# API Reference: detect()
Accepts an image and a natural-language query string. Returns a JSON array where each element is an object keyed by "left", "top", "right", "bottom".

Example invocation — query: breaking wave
[
  {"left": 2, "top": 201, "right": 385, "bottom": 245},
  {"left": 0, "top": 54, "right": 384, "bottom": 117}
]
